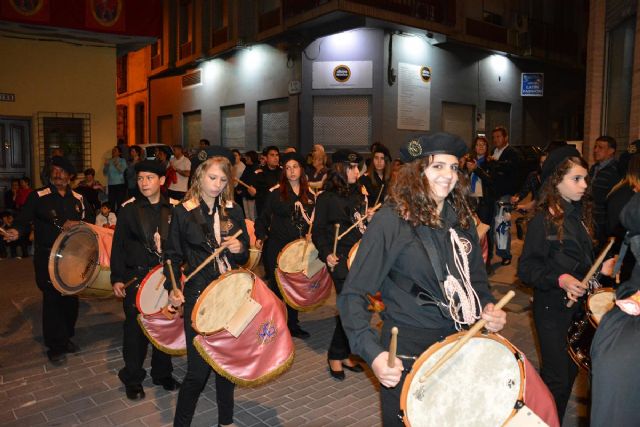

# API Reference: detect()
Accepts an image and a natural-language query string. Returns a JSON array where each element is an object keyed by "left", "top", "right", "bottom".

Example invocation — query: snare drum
[
  {"left": 275, "top": 238, "right": 332, "bottom": 311},
  {"left": 347, "top": 240, "right": 360, "bottom": 270},
  {"left": 192, "top": 270, "right": 294, "bottom": 386},
  {"left": 136, "top": 265, "right": 168, "bottom": 315},
  {"left": 401, "top": 333, "right": 526, "bottom": 427},
  {"left": 242, "top": 219, "right": 262, "bottom": 271},
  {"left": 588, "top": 288, "right": 616, "bottom": 326},
  {"left": 48, "top": 223, "right": 113, "bottom": 298}
]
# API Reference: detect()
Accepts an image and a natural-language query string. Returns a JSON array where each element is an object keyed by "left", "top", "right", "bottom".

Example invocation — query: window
[
  {"left": 179, "top": 0, "right": 194, "bottom": 59},
  {"left": 116, "top": 55, "right": 127, "bottom": 94},
  {"left": 259, "top": 98, "right": 289, "bottom": 150},
  {"left": 211, "top": 0, "right": 229, "bottom": 47},
  {"left": 151, "top": 38, "right": 162, "bottom": 69},
  {"left": 221, "top": 105, "right": 246, "bottom": 149},
  {"left": 313, "top": 96, "right": 371, "bottom": 148},
  {"left": 38, "top": 113, "right": 91, "bottom": 175}
]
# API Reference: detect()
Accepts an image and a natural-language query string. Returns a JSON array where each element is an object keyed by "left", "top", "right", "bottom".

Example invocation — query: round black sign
[{"left": 333, "top": 65, "right": 351, "bottom": 83}]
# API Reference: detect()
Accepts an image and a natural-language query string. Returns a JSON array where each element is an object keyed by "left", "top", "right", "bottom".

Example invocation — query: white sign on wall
[
  {"left": 312, "top": 61, "right": 373, "bottom": 89},
  {"left": 397, "top": 62, "right": 431, "bottom": 131}
]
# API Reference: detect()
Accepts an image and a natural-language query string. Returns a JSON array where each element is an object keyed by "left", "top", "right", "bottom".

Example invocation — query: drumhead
[
  {"left": 49, "top": 224, "right": 102, "bottom": 295},
  {"left": 192, "top": 270, "right": 254, "bottom": 335},
  {"left": 137, "top": 265, "right": 168, "bottom": 315},
  {"left": 588, "top": 288, "right": 616, "bottom": 325},
  {"left": 277, "top": 239, "right": 325, "bottom": 277},
  {"left": 401, "top": 333, "right": 524, "bottom": 427}
]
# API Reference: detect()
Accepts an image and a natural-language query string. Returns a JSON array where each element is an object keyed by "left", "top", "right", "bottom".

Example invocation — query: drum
[
  {"left": 192, "top": 270, "right": 294, "bottom": 386},
  {"left": 136, "top": 265, "right": 168, "bottom": 315},
  {"left": 401, "top": 333, "right": 528, "bottom": 427},
  {"left": 48, "top": 223, "right": 113, "bottom": 298},
  {"left": 567, "top": 288, "right": 616, "bottom": 371},
  {"left": 242, "top": 219, "right": 262, "bottom": 271},
  {"left": 275, "top": 238, "right": 333, "bottom": 311},
  {"left": 347, "top": 240, "right": 360, "bottom": 270},
  {"left": 138, "top": 313, "right": 187, "bottom": 356}
]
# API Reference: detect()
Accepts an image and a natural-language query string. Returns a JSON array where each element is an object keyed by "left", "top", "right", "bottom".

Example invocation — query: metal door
[{"left": 0, "top": 117, "right": 31, "bottom": 209}]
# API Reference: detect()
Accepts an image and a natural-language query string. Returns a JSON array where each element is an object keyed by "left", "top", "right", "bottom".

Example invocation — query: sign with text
[
  {"left": 397, "top": 62, "right": 431, "bottom": 131},
  {"left": 0, "top": 93, "right": 16, "bottom": 102},
  {"left": 312, "top": 61, "right": 373, "bottom": 89},
  {"left": 521, "top": 73, "right": 544, "bottom": 97}
]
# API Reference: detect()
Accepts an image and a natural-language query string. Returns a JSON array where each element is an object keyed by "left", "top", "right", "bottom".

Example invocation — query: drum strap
[
  {"left": 135, "top": 202, "right": 171, "bottom": 261},
  {"left": 192, "top": 204, "right": 218, "bottom": 251}
]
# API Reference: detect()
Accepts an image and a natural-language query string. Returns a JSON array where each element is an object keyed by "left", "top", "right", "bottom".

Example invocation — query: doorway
[{"left": 0, "top": 117, "right": 31, "bottom": 209}]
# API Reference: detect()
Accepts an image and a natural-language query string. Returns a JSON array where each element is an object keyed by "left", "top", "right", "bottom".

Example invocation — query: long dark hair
[
  {"left": 279, "top": 159, "right": 312, "bottom": 204},
  {"left": 323, "top": 162, "right": 354, "bottom": 197},
  {"left": 366, "top": 153, "right": 391, "bottom": 191},
  {"left": 536, "top": 156, "right": 595, "bottom": 242},
  {"left": 388, "top": 156, "right": 473, "bottom": 229}
]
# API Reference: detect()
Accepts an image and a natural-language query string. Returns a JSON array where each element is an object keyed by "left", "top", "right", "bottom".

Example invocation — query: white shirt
[
  {"left": 169, "top": 155, "right": 191, "bottom": 193},
  {"left": 95, "top": 212, "right": 117, "bottom": 227},
  {"left": 493, "top": 144, "right": 509, "bottom": 160}
]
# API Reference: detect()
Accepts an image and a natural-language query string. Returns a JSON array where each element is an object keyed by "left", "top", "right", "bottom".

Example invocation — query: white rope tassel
[
  {"left": 294, "top": 201, "right": 314, "bottom": 226},
  {"left": 443, "top": 228, "right": 482, "bottom": 330}
]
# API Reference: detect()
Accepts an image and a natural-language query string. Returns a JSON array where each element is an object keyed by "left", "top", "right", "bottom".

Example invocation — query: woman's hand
[
  {"left": 326, "top": 253, "right": 339, "bottom": 268},
  {"left": 371, "top": 352, "right": 403, "bottom": 388},
  {"left": 169, "top": 289, "right": 185, "bottom": 307},
  {"left": 223, "top": 235, "right": 244, "bottom": 254},
  {"left": 558, "top": 274, "right": 587, "bottom": 302},
  {"left": 366, "top": 208, "right": 376, "bottom": 222},
  {"left": 255, "top": 239, "right": 263, "bottom": 250},
  {"left": 481, "top": 303, "right": 507, "bottom": 332}
]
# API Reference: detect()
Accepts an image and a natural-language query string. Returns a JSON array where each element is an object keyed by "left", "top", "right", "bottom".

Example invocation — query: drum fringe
[
  {"left": 137, "top": 315, "right": 188, "bottom": 357},
  {"left": 193, "top": 337, "right": 295, "bottom": 387},
  {"left": 275, "top": 268, "right": 331, "bottom": 312}
]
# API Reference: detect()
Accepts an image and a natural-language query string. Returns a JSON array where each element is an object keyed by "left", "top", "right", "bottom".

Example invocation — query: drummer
[
  {"left": 360, "top": 144, "right": 391, "bottom": 206},
  {"left": 337, "top": 134, "right": 506, "bottom": 425},
  {"left": 164, "top": 147, "right": 249, "bottom": 427},
  {"left": 518, "top": 145, "right": 615, "bottom": 420},
  {"left": 3, "top": 156, "right": 93, "bottom": 365},
  {"left": 312, "top": 149, "right": 374, "bottom": 380},
  {"left": 110, "top": 160, "right": 181, "bottom": 400},
  {"left": 254, "top": 152, "right": 315, "bottom": 339}
]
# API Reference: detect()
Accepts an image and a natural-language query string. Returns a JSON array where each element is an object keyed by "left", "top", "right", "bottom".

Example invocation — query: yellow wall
[{"left": 0, "top": 36, "right": 116, "bottom": 186}]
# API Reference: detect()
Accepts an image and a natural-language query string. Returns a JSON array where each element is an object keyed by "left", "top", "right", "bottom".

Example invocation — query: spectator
[
  {"left": 253, "top": 146, "right": 281, "bottom": 216},
  {"left": 231, "top": 149, "right": 246, "bottom": 207},
  {"left": 199, "top": 138, "right": 210, "bottom": 148},
  {"left": 589, "top": 135, "right": 622, "bottom": 247},
  {"left": 167, "top": 145, "right": 191, "bottom": 201},
  {"left": 1, "top": 211, "right": 29, "bottom": 259},
  {"left": 512, "top": 152, "right": 547, "bottom": 212},
  {"left": 239, "top": 151, "right": 258, "bottom": 220},
  {"left": 15, "top": 177, "right": 33, "bottom": 210},
  {"left": 307, "top": 144, "right": 328, "bottom": 192},
  {"left": 103, "top": 146, "right": 128, "bottom": 211},
  {"left": 125, "top": 145, "right": 143, "bottom": 198},
  {"left": 75, "top": 168, "right": 105, "bottom": 215},
  {"left": 4, "top": 178, "right": 19, "bottom": 212},
  {"left": 95, "top": 201, "right": 117, "bottom": 228}
]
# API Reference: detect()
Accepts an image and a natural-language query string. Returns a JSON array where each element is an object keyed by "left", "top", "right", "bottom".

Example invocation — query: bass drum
[
  {"left": 242, "top": 219, "right": 262, "bottom": 271},
  {"left": 48, "top": 223, "right": 113, "bottom": 298}
]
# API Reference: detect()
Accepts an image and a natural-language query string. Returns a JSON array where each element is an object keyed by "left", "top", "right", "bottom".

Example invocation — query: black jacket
[
  {"left": 489, "top": 145, "right": 520, "bottom": 197},
  {"left": 590, "top": 159, "right": 622, "bottom": 237},
  {"left": 359, "top": 173, "right": 387, "bottom": 207},
  {"left": 255, "top": 183, "right": 315, "bottom": 243},
  {"left": 252, "top": 166, "right": 282, "bottom": 215}
]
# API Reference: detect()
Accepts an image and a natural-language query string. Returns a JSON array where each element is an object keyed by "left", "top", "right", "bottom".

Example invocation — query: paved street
[{"left": 0, "top": 223, "right": 589, "bottom": 426}]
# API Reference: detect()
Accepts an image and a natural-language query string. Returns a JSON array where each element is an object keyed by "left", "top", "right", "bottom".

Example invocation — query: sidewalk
[{"left": 0, "top": 223, "right": 588, "bottom": 426}]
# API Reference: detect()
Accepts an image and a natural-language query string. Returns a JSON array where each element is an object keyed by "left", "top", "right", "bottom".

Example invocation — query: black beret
[
  {"left": 372, "top": 144, "right": 391, "bottom": 160},
  {"left": 332, "top": 149, "right": 363, "bottom": 164},
  {"left": 135, "top": 159, "right": 166, "bottom": 177},
  {"left": 51, "top": 156, "right": 76, "bottom": 175},
  {"left": 540, "top": 145, "right": 581, "bottom": 184},
  {"left": 190, "top": 146, "right": 235, "bottom": 173},
  {"left": 399, "top": 133, "right": 467, "bottom": 163},
  {"left": 280, "top": 152, "right": 306, "bottom": 167},
  {"left": 620, "top": 193, "right": 640, "bottom": 236}
]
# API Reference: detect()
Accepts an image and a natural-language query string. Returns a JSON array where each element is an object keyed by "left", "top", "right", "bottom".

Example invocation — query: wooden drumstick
[
  {"left": 566, "top": 237, "right": 615, "bottom": 308},
  {"left": 122, "top": 276, "right": 139, "bottom": 290},
  {"left": 374, "top": 184, "right": 385, "bottom": 207},
  {"left": 234, "top": 178, "right": 251, "bottom": 190},
  {"left": 301, "top": 221, "right": 314, "bottom": 265},
  {"left": 388, "top": 326, "right": 398, "bottom": 368},
  {"left": 418, "top": 290, "right": 515, "bottom": 383},
  {"left": 330, "top": 224, "right": 339, "bottom": 272},
  {"left": 166, "top": 260, "right": 179, "bottom": 293},
  {"left": 185, "top": 230, "right": 243, "bottom": 283},
  {"left": 337, "top": 203, "right": 382, "bottom": 240}
]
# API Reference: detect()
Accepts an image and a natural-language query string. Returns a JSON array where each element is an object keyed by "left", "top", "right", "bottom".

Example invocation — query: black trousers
[
  {"left": 118, "top": 286, "right": 173, "bottom": 386},
  {"left": 533, "top": 291, "right": 580, "bottom": 421},
  {"left": 263, "top": 237, "right": 300, "bottom": 330},
  {"left": 327, "top": 260, "right": 351, "bottom": 360},
  {"left": 474, "top": 196, "right": 495, "bottom": 264},
  {"left": 34, "top": 251, "right": 79, "bottom": 353},
  {"left": 378, "top": 322, "right": 455, "bottom": 426},
  {"left": 108, "top": 184, "right": 127, "bottom": 212},
  {"left": 174, "top": 299, "right": 235, "bottom": 427}
]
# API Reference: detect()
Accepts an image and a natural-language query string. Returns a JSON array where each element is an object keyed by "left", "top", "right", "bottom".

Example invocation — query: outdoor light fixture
[{"left": 489, "top": 54, "right": 508, "bottom": 81}]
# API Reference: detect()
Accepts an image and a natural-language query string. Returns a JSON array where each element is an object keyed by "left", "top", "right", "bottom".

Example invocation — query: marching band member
[
  {"left": 518, "top": 145, "right": 613, "bottom": 420},
  {"left": 164, "top": 148, "right": 249, "bottom": 427},
  {"left": 111, "top": 160, "right": 181, "bottom": 400},
  {"left": 360, "top": 144, "right": 391, "bottom": 206},
  {"left": 312, "top": 149, "right": 371, "bottom": 380},
  {"left": 255, "top": 152, "right": 315, "bottom": 339},
  {"left": 338, "top": 134, "right": 506, "bottom": 425}
]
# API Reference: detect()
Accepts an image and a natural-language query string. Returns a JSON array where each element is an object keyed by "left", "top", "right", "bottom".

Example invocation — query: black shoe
[
  {"left": 47, "top": 350, "right": 67, "bottom": 365},
  {"left": 501, "top": 258, "right": 512, "bottom": 266},
  {"left": 65, "top": 341, "right": 80, "bottom": 353},
  {"left": 152, "top": 377, "right": 181, "bottom": 391},
  {"left": 342, "top": 361, "right": 364, "bottom": 373},
  {"left": 327, "top": 360, "right": 345, "bottom": 381},
  {"left": 125, "top": 384, "right": 145, "bottom": 400},
  {"left": 290, "top": 327, "right": 310, "bottom": 340}
]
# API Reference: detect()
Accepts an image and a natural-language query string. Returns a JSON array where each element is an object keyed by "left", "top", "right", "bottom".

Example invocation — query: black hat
[
  {"left": 332, "top": 149, "right": 363, "bottom": 164},
  {"left": 51, "top": 156, "right": 76, "bottom": 175},
  {"left": 399, "top": 133, "right": 467, "bottom": 163},
  {"left": 190, "top": 146, "right": 235, "bottom": 174},
  {"left": 280, "top": 152, "right": 306, "bottom": 167},
  {"left": 372, "top": 144, "right": 391, "bottom": 160},
  {"left": 135, "top": 159, "right": 166, "bottom": 177},
  {"left": 540, "top": 145, "right": 581, "bottom": 184}
]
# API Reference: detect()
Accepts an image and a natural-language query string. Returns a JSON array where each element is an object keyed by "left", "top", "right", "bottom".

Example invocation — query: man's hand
[
  {"left": 481, "top": 303, "right": 507, "bottom": 332},
  {"left": 371, "top": 352, "right": 403, "bottom": 388},
  {"left": 113, "top": 282, "right": 126, "bottom": 298}
]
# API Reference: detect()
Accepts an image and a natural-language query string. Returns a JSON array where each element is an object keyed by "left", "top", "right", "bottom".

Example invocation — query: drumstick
[
  {"left": 166, "top": 260, "right": 179, "bottom": 293},
  {"left": 374, "top": 184, "right": 385, "bottom": 207},
  {"left": 0, "top": 226, "right": 9, "bottom": 238},
  {"left": 122, "top": 276, "right": 139, "bottom": 290},
  {"left": 234, "top": 178, "right": 251, "bottom": 190},
  {"left": 566, "top": 237, "right": 615, "bottom": 308},
  {"left": 418, "top": 290, "right": 515, "bottom": 383},
  {"left": 387, "top": 327, "right": 398, "bottom": 368},
  {"left": 301, "top": 221, "right": 314, "bottom": 265},
  {"left": 185, "top": 230, "right": 243, "bottom": 283},
  {"left": 330, "top": 224, "right": 340, "bottom": 272},
  {"left": 337, "top": 203, "right": 382, "bottom": 240}
]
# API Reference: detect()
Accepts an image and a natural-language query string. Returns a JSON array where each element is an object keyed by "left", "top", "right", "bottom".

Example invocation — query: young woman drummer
[
  {"left": 312, "top": 149, "right": 375, "bottom": 380},
  {"left": 337, "top": 134, "right": 506, "bottom": 425},
  {"left": 254, "top": 152, "right": 315, "bottom": 338},
  {"left": 518, "top": 145, "right": 613, "bottom": 420},
  {"left": 164, "top": 148, "right": 249, "bottom": 427},
  {"left": 360, "top": 144, "right": 392, "bottom": 206}
]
